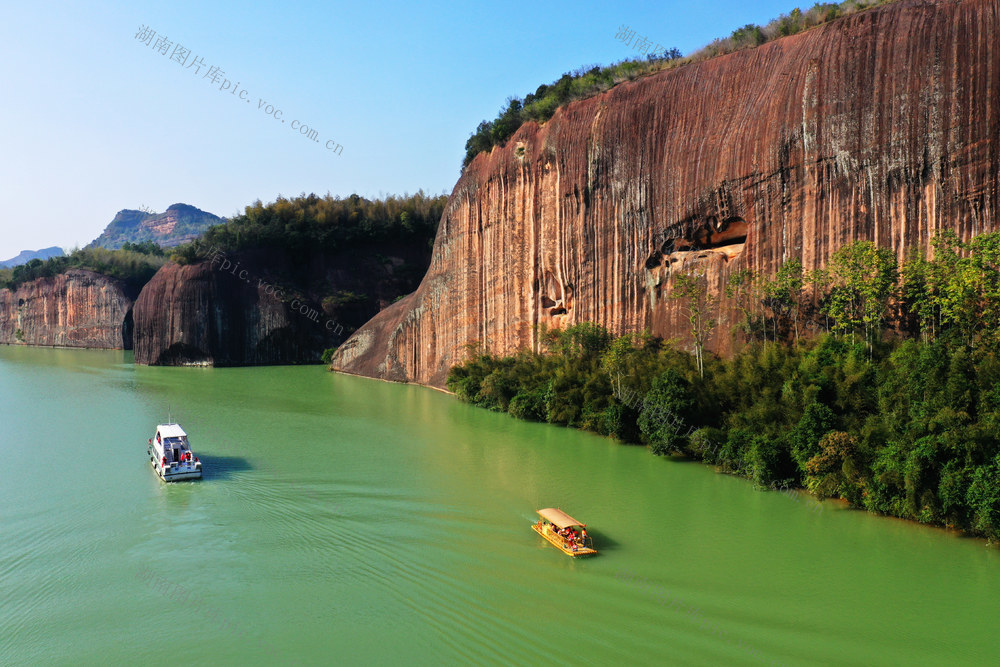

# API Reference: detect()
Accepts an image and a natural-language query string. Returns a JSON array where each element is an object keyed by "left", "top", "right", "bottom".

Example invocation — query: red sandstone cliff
[
  {"left": 332, "top": 0, "right": 1000, "bottom": 388},
  {"left": 134, "top": 259, "right": 313, "bottom": 366},
  {"left": 0, "top": 270, "right": 134, "bottom": 349},
  {"left": 134, "top": 243, "right": 431, "bottom": 366}
]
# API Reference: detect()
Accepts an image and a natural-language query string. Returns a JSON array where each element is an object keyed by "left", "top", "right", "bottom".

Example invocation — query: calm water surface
[{"left": 0, "top": 346, "right": 998, "bottom": 665}]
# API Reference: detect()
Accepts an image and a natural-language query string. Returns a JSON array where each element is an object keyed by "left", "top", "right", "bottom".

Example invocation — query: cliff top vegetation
[
  {"left": 462, "top": 0, "right": 897, "bottom": 167},
  {"left": 0, "top": 245, "right": 166, "bottom": 292},
  {"left": 169, "top": 191, "right": 448, "bottom": 264}
]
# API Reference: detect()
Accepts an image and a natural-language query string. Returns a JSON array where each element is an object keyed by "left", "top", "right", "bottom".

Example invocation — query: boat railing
[{"left": 538, "top": 523, "right": 594, "bottom": 551}]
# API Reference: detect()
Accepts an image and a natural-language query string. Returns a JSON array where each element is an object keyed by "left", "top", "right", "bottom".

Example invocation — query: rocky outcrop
[
  {"left": 87, "top": 203, "right": 224, "bottom": 250},
  {"left": 0, "top": 270, "right": 134, "bottom": 348},
  {"left": 332, "top": 0, "right": 1000, "bottom": 388},
  {"left": 134, "top": 243, "right": 431, "bottom": 366}
]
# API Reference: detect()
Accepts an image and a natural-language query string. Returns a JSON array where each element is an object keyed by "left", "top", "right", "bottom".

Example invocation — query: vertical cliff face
[
  {"left": 133, "top": 243, "right": 431, "bottom": 366},
  {"left": 332, "top": 0, "right": 1000, "bottom": 388},
  {"left": 0, "top": 270, "right": 134, "bottom": 349},
  {"left": 133, "top": 260, "right": 320, "bottom": 366}
]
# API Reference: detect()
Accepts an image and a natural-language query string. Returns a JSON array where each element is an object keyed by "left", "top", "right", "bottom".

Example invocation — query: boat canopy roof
[
  {"left": 537, "top": 508, "right": 586, "bottom": 529},
  {"left": 157, "top": 424, "right": 187, "bottom": 438}
]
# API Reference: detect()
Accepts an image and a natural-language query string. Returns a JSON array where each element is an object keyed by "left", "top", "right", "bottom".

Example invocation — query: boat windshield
[{"left": 163, "top": 437, "right": 187, "bottom": 447}]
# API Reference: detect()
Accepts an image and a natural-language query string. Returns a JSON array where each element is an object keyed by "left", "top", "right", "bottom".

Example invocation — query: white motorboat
[{"left": 148, "top": 423, "right": 202, "bottom": 482}]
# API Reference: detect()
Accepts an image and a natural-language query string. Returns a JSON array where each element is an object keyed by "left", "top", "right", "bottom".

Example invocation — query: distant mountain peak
[
  {"left": 87, "top": 204, "right": 225, "bottom": 250},
  {"left": 0, "top": 246, "right": 64, "bottom": 268}
]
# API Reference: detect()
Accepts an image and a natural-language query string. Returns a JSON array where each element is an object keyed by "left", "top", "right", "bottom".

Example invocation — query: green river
[{"left": 1, "top": 346, "right": 998, "bottom": 665}]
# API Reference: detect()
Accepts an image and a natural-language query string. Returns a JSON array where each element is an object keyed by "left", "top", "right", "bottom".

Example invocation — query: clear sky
[{"left": 0, "top": 0, "right": 801, "bottom": 260}]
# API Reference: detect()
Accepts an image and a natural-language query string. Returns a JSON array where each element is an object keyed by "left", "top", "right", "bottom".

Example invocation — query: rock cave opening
[{"left": 122, "top": 308, "right": 134, "bottom": 350}]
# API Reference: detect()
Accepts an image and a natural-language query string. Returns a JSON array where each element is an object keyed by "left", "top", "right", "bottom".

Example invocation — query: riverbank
[{"left": 447, "top": 323, "right": 1000, "bottom": 545}]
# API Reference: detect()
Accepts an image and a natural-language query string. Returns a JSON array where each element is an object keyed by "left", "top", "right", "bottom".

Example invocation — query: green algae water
[{"left": 1, "top": 346, "right": 998, "bottom": 666}]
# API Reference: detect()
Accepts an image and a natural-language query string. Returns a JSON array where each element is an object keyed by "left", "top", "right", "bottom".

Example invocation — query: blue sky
[{"left": 0, "top": 0, "right": 800, "bottom": 259}]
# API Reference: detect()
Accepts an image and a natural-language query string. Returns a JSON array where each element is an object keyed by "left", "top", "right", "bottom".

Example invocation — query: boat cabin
[
  {"left": 155, "top": 424, "right": 191, "bottom": 463},
  {"left": 148, "top": 423, "right": 202, "bottom": 482},
  {"left": 532, "top": 507, "right": 598, "bottom": 556}
]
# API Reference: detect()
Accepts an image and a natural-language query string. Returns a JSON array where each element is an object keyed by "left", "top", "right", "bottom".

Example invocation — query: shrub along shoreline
[{"left": 447, "top": 235, "right": 1000, "bottom": 542}]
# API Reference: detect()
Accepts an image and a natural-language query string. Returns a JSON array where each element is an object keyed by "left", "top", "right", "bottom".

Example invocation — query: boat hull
[
  {"left": 148, "top": 447, "right": 201, "bottom": 482},
  {"left": 160, "top": 467, "right": 202, "bottom": 482},
  {"left": 532, "top": 523, "right": 597, "bottom": 557}
]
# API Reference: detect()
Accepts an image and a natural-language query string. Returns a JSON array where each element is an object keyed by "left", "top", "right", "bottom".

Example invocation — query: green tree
[
  {"left": 900, "top": 247, "right": 938, "bottom": 342},
  {"left": 791, "top": 400, "right": 837, "bottom": 468},
  {"left": 761, "top": 259, "right": 804, "bottom": 344},
  {"left": 930, "top": 231, "right": 1000, "bottom": 348},
  {"left": 731, "top": 24, "right": 765, "bottom": 48},
  {"left": 823, "top": 241, "right": 898, "bottom": 351},
  {"left": 639, "top": 369, "right": 694, "bottom": 455},
  {"left": 601, "top": 332, "right": 638, "bottom": 397},
  {"left": 967, "top": 455, "right": 1000, "bottom": 539},
  {"left": 670, "top": 272, "right": 717, "bottom": 378},
  {"left": 725, "top": 268, "right": 760, "bottom": 343},
  {"left": 805, "top": 431, "right": 860, "bottom": 499}
]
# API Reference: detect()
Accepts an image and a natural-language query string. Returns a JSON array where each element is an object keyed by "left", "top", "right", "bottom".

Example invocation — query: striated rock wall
[
  {"left": 0, "top": 270, "right": 134, "bottom": 349},
  {"left": 134, "top": 243, "right": 431, "bottom": 366},
  {"left": 332, "top": 0, "right": 1000, "bottom": 388},
  {"left": 134, "top": 260, "right": 308, "bottom": 366}
]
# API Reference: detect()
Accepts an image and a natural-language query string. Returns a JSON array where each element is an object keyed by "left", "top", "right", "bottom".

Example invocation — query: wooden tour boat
[{"left": 532, "top": 508, "right": 597, "bottom": 557}]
